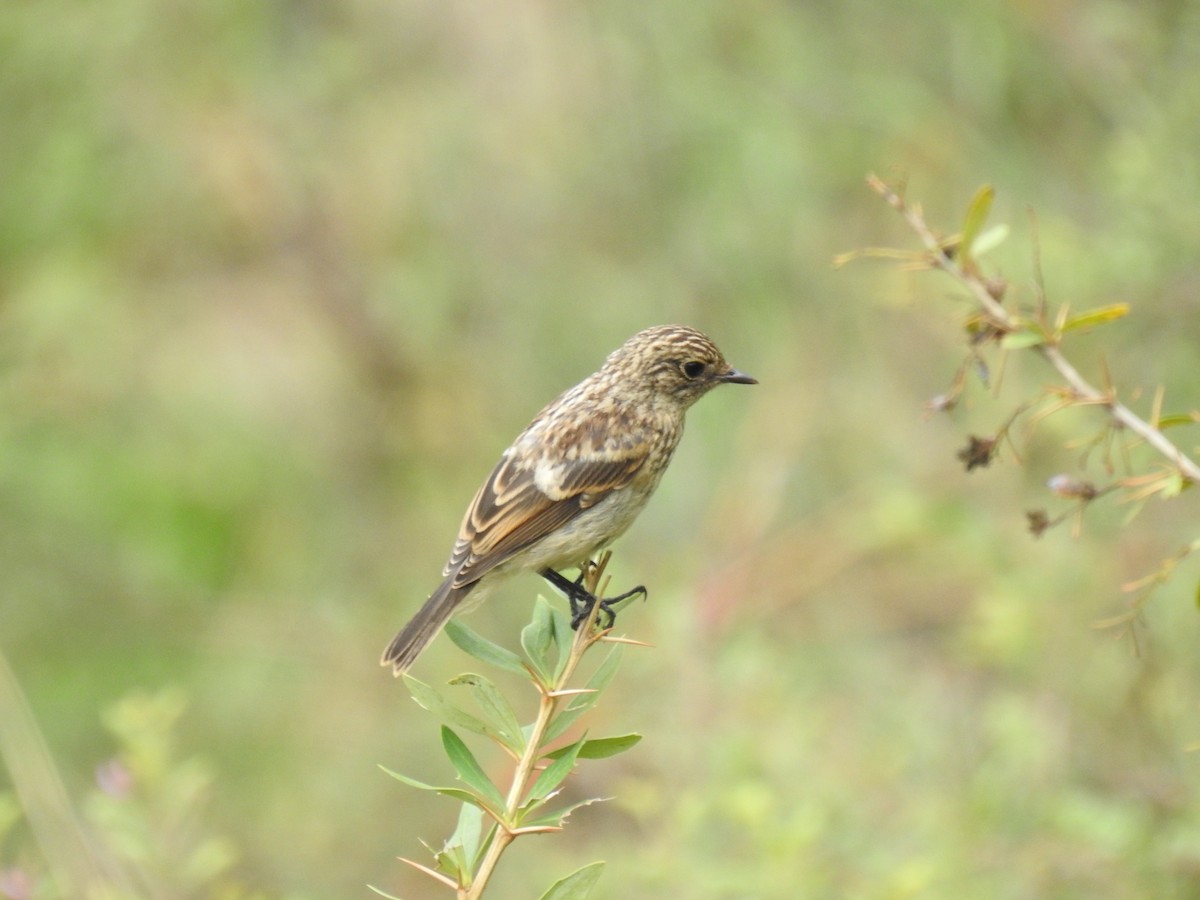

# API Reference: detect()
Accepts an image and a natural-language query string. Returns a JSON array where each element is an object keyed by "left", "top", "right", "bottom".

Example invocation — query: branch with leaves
[
  {"left": 375, "top": 552, "right": 645, "bottom": 900},
  {"left": 837, "top": 175, "right": 1200, "bottom": 627}
]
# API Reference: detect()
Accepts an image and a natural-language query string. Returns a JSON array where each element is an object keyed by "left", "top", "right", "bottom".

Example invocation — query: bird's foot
[
  {"left": 540, "top": 567, "right": 647, "bottom": 631},
  {"left": 583, "top": 584, "right": 647, "bottom": 630}
]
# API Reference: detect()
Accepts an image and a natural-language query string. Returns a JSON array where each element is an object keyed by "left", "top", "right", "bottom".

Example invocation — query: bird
[{"left": 381, "top": 324, "right": 756, "bottom": 675}]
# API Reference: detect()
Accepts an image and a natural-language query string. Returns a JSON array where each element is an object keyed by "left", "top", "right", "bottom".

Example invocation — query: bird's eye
[{"left": 681, "top": 360, "right": 706, "bottom": 379}]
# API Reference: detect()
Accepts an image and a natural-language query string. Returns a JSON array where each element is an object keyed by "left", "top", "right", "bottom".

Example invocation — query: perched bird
[{"left": 382, "top": 325, "right": 756, "bottom": 675}]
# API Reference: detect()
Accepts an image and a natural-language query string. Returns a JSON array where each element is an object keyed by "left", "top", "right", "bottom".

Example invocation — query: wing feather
[{"left": 445, "top": 423, "right": 651, "bottom": 589}]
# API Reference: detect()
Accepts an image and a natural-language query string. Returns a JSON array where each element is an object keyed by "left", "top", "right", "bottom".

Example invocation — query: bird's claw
[
  {"left": 541, "top": 567, "right": 646, "bottom": 631},
  {"left": 569, "top": 583, "right": 647, "bottom": 631}
]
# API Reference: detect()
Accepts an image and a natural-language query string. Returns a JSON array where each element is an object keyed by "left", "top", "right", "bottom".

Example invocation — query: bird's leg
[
  {"left": 540, "top": 567, "right": 595, "bottom": 621},
  {"left": 539, "top": 567, "right": 646, "bottom": 630}
]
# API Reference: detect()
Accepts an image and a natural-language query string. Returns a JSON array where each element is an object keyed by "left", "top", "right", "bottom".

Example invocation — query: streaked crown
[{"left": 601, "top": 325, "right": 756, "bottom": 406}]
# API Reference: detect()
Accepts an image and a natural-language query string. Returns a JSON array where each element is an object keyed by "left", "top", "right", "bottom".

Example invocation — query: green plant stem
[{"left": 464, "top": 561, "right": 611, "bottom": 900}]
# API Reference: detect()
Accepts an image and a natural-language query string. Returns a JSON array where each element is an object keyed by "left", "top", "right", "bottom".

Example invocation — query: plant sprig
[
  {"left": 839, "top": 175, "right": 1200, "bottom": 629},
  {"left": 853, "top": 175, "right": 1200, "bottom": 486},
  {"left": 376, "top": 552, "right": 645, "bottom": 900}
]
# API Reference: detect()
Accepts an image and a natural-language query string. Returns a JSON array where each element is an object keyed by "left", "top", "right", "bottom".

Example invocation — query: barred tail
[{"left": 381, "top": 579, "right": 472, "bottom": 675}]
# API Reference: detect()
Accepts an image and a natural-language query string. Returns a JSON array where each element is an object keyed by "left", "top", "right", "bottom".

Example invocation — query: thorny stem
[
  {"left": 868, "top": 173, "right": 1200, "bottom": 487},
  {"left": 463, "top": 555, "right": 614, "bottom": 900}
]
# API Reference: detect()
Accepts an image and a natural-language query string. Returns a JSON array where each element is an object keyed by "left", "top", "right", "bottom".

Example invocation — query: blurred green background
[{"left": 4, "top": 0, "right": 1200, "bottom": 896}]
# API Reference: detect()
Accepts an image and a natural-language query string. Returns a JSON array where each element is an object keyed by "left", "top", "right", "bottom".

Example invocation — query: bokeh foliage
[{"left": 3, "top": 0, "right": 1200, "bottom": 896}]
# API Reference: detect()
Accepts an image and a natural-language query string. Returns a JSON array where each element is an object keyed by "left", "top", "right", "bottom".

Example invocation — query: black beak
[{"left": 717, "top": 368, "right": 757, "bottom": 385}]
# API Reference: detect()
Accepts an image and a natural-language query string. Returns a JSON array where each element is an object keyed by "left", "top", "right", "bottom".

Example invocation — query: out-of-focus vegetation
[{"left": 3, "top": 1, "right": 1200, "bottom": 896}]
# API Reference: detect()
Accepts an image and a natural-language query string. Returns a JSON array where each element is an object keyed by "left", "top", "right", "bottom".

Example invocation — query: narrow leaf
[
  {"left": 449, "top": 673, "right": 525, "bottom": 754},
  {"left": 1157, "top": 413, "right": 1199, "bottom": 429},
  {"left": 379, "top": 766, "right": 497, "bottom": 813},
  {"left": 545, "top": 733, "right": 642, "bottom": 761},
  {"left": 403, "top": 675, "right": 491, "bottom": 738},
  {"left": 1000, "top": 329, "right": 1045, "bottom": 350},
  {"left": 445, "top": 620, "right": 527, "bottom": 676},
  {"left": 549, "top": 604, "right": 574, "bottom": 680},
  {"left": 527, "top": 735, "right": 585, "bottom": 804},
  {"left": 441, "top": 727, "right": 506, "bottom": 812},
  {"left": 447, "top": 801, "right": 483, "bottom": 873},
  {"left": 521, "top": 597, "right": 555, "bottom": 682},
  {"left": 970, "top": 223, "right": 1009, "bottom": 258},
  {"left": 472, "top": 822, "right": 498, "bottom": 870},
  {"left": 521, "top": 796, "right": 607, "bottom": 830},
  {"left": 544, "top": 647, "right": 622, "bottom": 742},
  {"left": 431, "top": 840, "right": 468, "bottom": 883},
  {"left": 538, "top": 861, "right": 606, "bottom": 900},
  {"left": 960, "top": 184, "right": 995, "bottom": 268},
  {"left": 545, "top": 699, "right": 595, "bottom": 743},
  {"left": 1061, "top": 303, "right": 1130, "bottom": 333}
]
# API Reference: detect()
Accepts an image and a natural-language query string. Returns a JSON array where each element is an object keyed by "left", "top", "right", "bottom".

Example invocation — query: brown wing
[{"left": 444, "top": 436, "right": 649, "bottom": 589}]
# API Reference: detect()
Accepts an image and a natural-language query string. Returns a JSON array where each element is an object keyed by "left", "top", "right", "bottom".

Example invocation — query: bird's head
[{"left": 604, "top": 325, "right": 757, "bottom": 409}]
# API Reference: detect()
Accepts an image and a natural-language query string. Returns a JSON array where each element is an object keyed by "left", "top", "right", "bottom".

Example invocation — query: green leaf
[
  {"left": 420, "top": 818, "right": 499, "bottom": 887},
  {"left": 583, "top": 644, "right": 623, "bottom": 692},
  {"left": 403, "top": 675, "right": 492, "bottom": 738},
  {"left": 1000, "top": 329, "right": 1045, "bottom": 350},
  {"left": 446, "top": 802, "right": 484, "bottom": 873},
  {"left": 960, "top": 184, "right": 995, "bottom": 268},
  {"left": 1161, "top": 471, "right": 1186, "bottom": 499},
  {"left": 432, "top": 838, "right": 468, "bottom": 882},
  {"left": 445, "top": 620, "right": 528, "bottom": 676},
  {"left": 970, "top": 223, "right": 1009, "bottom": 258},
  {"left": 538, "top": 861, "right": 606, "bottom": 900},
  {"left": 448, "top": 673, "right": 525, "bottom": 754},
  {"left": 527, "top": 735, "right": 585, "bottom": 804},
  {"left": 545, "top": 733, "right": 642, "bottom": 761},
  {"left": 521, "top": 597, "right": 556, "bottom": 683},
  {"left": 441, "top": 727, "right": 506, "bottom": 813},
  {"left": 543, "top": 699, "right": 592, "bottom": 744},
  {"left": 544, "top": 646, "right": 623, "bottom": 742},
  {"left": 521, "top": 796, "right": 607, "bottom": 830},
  {"left": 1061, "top": 303, "right": 1130, "bottom": 333},
  {"left": 1156, "top": 413, "right": 1198, "bottom": 430},
  {"left": 549, "top": 604, "right": 574, "bottom": 680},
  {"left": 379, "top": 765, "right": 498, "bottom": 814}
]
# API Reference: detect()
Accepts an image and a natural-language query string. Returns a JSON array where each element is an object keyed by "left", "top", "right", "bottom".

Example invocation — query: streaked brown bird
[{"left": 382, "top": 325, "right": 756, "bottom": 675}]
